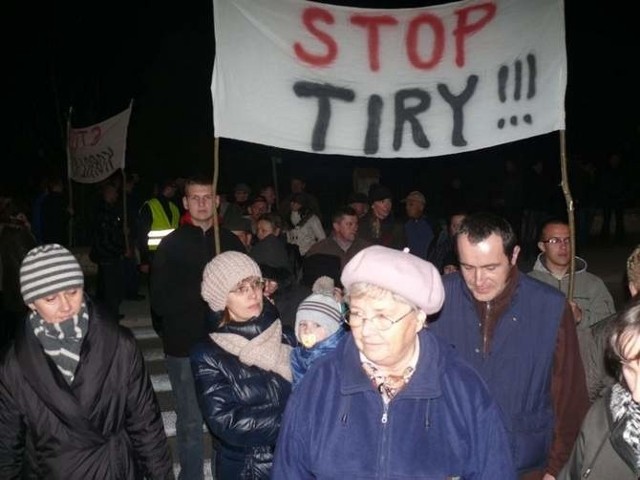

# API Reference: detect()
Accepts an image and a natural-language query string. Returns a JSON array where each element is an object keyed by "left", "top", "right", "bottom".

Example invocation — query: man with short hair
[
  {"left": 150, "top": 175, "right": 245, "bottom": 479},
  {"left": 430, "top": 212, "right": 589, "bottom": 480},
  {"left": 529, "top": 218, "right": 615, "bottom": 328},
  {"left": 247, "top": 195, "right": 269, "bottom": 236},
  {"left": 402, "top": 190, "right": 435, "bottom": 260},
  {"left": 305, "top": 205, "right": 371, "bottom": 270},
  {"left": 528, "top": 218, "right": 615, "bottom": 387}
]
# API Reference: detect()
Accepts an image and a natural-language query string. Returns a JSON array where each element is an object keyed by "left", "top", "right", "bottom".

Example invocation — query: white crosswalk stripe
[{"left": 130, "top": 325, "right": 214, "bottom": 478}]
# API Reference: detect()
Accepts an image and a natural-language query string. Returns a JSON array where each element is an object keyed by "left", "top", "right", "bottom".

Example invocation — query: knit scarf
[
  {"left": 610, "top": 382, "right": 640, "bottom": 469},
  {"left": 360, "top": 338, "right": 419, "bottom": 404},
  {"left": 211, "top": 319, "right": 293, "bottom": 382},
  {"left": 29, "top": 302, "right": 89, "bottom": 385},
  {"left": 291, "top": 326, "right": 346, "bottom": 389}
]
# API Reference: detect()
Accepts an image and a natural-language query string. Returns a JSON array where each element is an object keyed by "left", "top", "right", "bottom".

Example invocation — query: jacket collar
[
  {"left": 532, "top": 252, "right": 587, "bottom": 279},
  {"left": 14, "top": 299, "right": 119, "bottom": 442},
  {"left": 339, "top": 329, "right": 442, "bottom": 399}
]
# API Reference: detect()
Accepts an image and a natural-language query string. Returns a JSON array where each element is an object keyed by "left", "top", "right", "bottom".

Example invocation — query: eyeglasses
[
  {"left": 541, "top": 237, "right": 571, "bottom": 245},
  {"left": 230, "top": 278, "right": 266, "bottom": 295},
  {"left": 345, "top": 308, "right": 413, "bottom": 331}
]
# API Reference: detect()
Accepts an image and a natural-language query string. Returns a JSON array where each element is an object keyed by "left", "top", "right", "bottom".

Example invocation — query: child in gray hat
[{"left": 291, "top": 276, "right": 347, "bottom": 388}]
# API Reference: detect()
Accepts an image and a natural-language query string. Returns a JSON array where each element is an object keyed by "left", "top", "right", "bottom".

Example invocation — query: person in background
[
  {"left": 587, "top": 244, "right": 640, "bottom": 401},
  {"left": 255, "top": 212, "right": 302, "bottom": 280},
  {"left": 401, "top": 190, "right": 435, "bottom": 261},
  {"left": 428, "top": 209, "right": 467, "bottom": 274},
  {"left": 232, "top": 182, "right": 252, "bottom": 216},
  {"left": 137, "top": 176, "right": 180, "bottom": 276},
  {"left": 191, "top": 252, "right": 294, "bottom": 479},
  {"left": 0, "top": 197, "right": 37, "bottom": 348},
  {"left": 272, "top": 245, "right": 516, "bottom": 478},
  {"left": 247, "top": 195, "right": 269, "bottom": 238},
  {"left": 89, "top": 181, "right": 126, "bottom": 320},
  {"left": 0, "top": 244, "right": 172, "bottom": 478},
  {"left": 359, "top": 184, "right": 406, "bottom": 250},
  {"left": 286, "top": 193, "right": 325, "bottom": 257},
  {"left": 137, "top": 176, "right": 180, "bottom": 337},
  {"left": 122, "top": 172, "right": 144, "bottom": 300},
  {"left": 259, "top": 184, "right": 277, "bottom": 213},
  {"left": 558, "top": 296, "right": 640, "bottom": 480},
  {"left": 529, "top": 217, "right": 616, "bottom": 389},
  {"left": 429, "top": 212, "right": 589, "bottom": 479},
  {"left": 150, "top": 175, "right": 245, "bottom": 480},
  {"left": 347, "top": 191, "right": 369, "bottom": 220},
  {"left": 223, "top": 214, "right": 253, "bottom": 253},
  {"left": 279, "top": 175, "right": 322, "bottom": 223},
  {"left": 290, "top": 276, "right": 346, "bottom": 389},
  {"left": 305, "top": 205, "right": 371, "bottom": 271},
  {"left": 40, "top": 176, "right": 73, "bottom": 247}
]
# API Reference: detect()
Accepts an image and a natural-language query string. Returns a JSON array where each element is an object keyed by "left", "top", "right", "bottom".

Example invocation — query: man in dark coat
[
  {"left": 150, "top": 175, "right": 245, "bottom": 479},
  {"left": 0, "top": 243, "right": 172, "bottom": 479}
]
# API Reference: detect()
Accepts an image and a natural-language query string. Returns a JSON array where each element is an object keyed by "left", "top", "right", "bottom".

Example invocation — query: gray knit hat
[
  {"left": 201, "top": 251, "right": 262, "bottom": 312},
  {"left": 20, "top": 244, "right": 84, "bottom": 304},
  {"left": 295, "top": 277, "right": 343, "bottom": 342}
]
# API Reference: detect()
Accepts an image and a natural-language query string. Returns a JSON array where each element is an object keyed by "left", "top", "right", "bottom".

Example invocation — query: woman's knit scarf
[
  {"left": 29, "top": 302, "right": 89, "bottom": 385},
  {"left": 211, "top": 319, "right": 293, "bottom": 382},
  {"left": 291, "top": 326, "right": 346, "bottom": 389},
  {"left": 610, "top": 382, "right": 640, "bottom": 469}
]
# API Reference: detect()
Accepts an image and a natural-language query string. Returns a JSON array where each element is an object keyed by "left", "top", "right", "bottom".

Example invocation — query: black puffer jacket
[
  {"left": 190, "top": 302, "right": 295, "bottom": 479},
  {"left": 0, "top": 299, "right": 173, "bottom": 479}
]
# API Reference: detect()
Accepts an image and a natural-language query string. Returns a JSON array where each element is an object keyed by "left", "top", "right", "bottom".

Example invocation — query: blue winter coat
[
  {"left": 190, "top": 302, "right": 294, "bottom": 480},
  {"left": 429, "top": 272, "right": 566, "bottom": 474},
  {"left": 272, "top": 329, "right": 516, "bottom": 479}
]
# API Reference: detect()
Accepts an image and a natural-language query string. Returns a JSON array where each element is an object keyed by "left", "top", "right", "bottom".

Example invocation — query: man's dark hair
[
  {"left": 457, "top": 212, "right": 518, "bottom": 258},
  {"left": 331, "top": 205, "right": 357, "bottom": 224},
  {"left": 537, "top": 216, "right": 569, "bottom": 241},
  {"left": 183, "top": 174, "right": 213, "bottom": 191},
  {"left": 257, "top": 212, "right": 284, "bottom": 231}
]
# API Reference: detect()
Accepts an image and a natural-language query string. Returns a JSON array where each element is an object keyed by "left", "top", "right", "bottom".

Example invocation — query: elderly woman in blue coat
[
  {"left": 272, "top": 245, "right": 517, "bottom": 479},
  {"left": 190, "top": 251, "right": 294, "bottom": 479}
]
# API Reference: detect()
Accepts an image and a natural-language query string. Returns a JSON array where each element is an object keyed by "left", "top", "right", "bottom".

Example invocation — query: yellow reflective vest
[{"left": 145, "top": 198, "right": 180, "bottom": 250}]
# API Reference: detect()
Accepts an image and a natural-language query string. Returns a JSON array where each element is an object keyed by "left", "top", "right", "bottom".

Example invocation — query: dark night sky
[{"left": 6, "top": 0, "right": 637, "bottom": 199}]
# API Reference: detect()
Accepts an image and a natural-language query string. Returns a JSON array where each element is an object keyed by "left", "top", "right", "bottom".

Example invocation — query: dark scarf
[
  {"left": 28, "top": 302, "right": 89, "bottom": 384},
  {"left": 291, "top": 326, "right": 346, "bottom": 388},
  {"left": 610, "top": 383, "right": 640, "bottom": 469}
]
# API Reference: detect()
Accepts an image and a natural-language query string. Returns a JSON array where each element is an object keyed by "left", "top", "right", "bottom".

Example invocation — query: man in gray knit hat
[{"left": 0, "top": 243, "right": 172, "bottom": 478}]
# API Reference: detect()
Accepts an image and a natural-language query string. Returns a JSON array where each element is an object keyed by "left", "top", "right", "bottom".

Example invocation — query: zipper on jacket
[
  {"left": 582, "top": 415, "right": 625, "bottom": 478},
  {"left": 482, "top": 301, "right": 491, "bottom": 355},
  {"left": 381, "top": 402, "right": 389, "bottom": 424}
]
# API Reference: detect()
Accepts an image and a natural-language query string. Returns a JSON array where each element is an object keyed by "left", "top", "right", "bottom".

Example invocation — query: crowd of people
[{"left": 0, "top": 163, "right": 639, "bottom": 479}]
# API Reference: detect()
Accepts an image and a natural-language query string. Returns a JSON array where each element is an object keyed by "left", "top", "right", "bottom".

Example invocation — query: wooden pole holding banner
[
  {"left": 121, "top": 169, "right": 130, "bottom": 253},
  {"left": 558, "top": 129, "right": 576, "bottom": 300},
  {"left": 271, "top": 153, "right": 280, "bottom": 211},
  {"left": 212, "top": 137, "right": 221, "bottom": 255},
  {"left": 65, "top": 107, "right": 74, "bottom": 247}
]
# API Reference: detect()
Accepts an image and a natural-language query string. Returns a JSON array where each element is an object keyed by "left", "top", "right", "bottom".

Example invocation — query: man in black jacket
[{"left": 150, "top": 174, "right": 245, "bottom": 479}]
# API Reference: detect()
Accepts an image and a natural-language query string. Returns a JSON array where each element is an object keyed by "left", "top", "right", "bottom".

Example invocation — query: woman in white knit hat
[
  {"left": 190, "top": 250, "right": 295, "bottom": 480},
  {"left": 0, "top": 243, "right": 171, "bottom": 478}
]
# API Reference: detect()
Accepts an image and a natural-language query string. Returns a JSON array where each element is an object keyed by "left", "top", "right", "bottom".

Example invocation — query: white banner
[
  {"left": 67, "top": 104, "right": 132, "bottom": 183},
  {"left": 212, "top": 0, "right": 566, "bottom": 158}
]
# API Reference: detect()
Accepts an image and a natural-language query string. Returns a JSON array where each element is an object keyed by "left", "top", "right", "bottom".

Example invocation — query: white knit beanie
[
  {"left": 201, "top": 251, "right": 262, "bottom": 312},
  {"left": 20, "top": 244, "right": 84, "bottom": 304}
]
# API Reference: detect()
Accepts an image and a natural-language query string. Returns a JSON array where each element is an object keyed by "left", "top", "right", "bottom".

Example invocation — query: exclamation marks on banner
[{"left": 497, "top": 53, "right": 536, "bottom": 129}]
